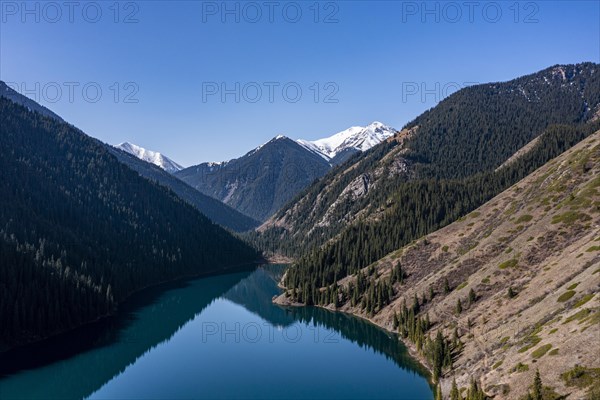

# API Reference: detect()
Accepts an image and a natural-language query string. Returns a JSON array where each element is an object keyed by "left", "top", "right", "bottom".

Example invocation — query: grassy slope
[{"left": 278, "top": 131, "right": 600, "bottom": 399}]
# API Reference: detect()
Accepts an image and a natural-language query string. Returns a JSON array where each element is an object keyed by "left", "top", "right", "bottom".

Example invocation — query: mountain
[
  {"left": 175, "top": 123, "right": 396, "bottom": 222},
  {"left": 277, "top": 130, "right": 600, "bottom": 399},
  {"left": 252, "top": 62, "right": 600, "bottom": 257},
  {"left": 297, "top": 121, "right": 397, "bottom": 165},
  {"left": 0, "top": 96, "right": 258, "bottom": 348},
  {"left": 0, "top": 80, "right": 63, "bottom": 121},
  {"left": 108, "top": 148, "right": 260, "bottom": 232},
  {"left": 175, "top": 136, "right": 332, "bottom": 221},
  {"left": 114, "top": 142, "right": 183, "bottom": 174}
]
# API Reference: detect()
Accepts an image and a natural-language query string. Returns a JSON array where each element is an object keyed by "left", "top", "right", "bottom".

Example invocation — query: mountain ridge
[
  {"left": 114, "top": 142, "right": 184, "bottom": 174},
  {"left": 251, "top": 62, "right": 600, "bottom": 258}
]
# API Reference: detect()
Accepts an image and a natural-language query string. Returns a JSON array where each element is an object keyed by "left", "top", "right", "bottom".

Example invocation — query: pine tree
[
  {"left": 450, "top": 378, "right": 460, "bottom": 400},
  {"left": 507, "top": 287, "right": 516, "bottom": 298},
  {"left": 435, "top": 383, "right": 443, "bottom": 400},
  {"left": 444, "top": 277, "right": 451, "bottom": 294},
  {"left": 456, "top": 298, "right": 463, "bottom": 314},
  {"left": 532, "top": 369, "right": 543, "bottom": 400},
  {"left": 468, "top": 288, "right": 477, "bottom": 305}
]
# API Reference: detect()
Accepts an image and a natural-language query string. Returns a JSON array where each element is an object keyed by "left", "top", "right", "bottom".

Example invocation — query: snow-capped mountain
[
  {"left": 175, "top": 135, "right": 330, "bottom": 221},
  {"left": 297, "top": 121, "right": 396, "bottom": 163},
  {"left": 114, "top": 142, "right": 183, "bottom": 174}
]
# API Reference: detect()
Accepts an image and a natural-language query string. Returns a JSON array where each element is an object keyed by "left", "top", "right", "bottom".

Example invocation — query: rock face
[{"left": 314, "top": 132, "right": 600, "bottom": 399}]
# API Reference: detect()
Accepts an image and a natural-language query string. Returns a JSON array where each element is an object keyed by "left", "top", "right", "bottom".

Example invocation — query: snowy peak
[
  {"left": 297, "top": 121, "right": 396, "bottom": 161},
  {"left": 114, "top": 142, "right": 183, "bottom": 174}
]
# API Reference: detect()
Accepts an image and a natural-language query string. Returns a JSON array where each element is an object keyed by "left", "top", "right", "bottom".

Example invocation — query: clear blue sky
[{"left": 1, "top": 1, "right": 598, "bottom": 166}]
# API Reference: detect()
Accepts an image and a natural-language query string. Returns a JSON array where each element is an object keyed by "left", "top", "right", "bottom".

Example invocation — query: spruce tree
[
  {"left": 532, "top": 369, "right": 543, "bottom": 400},
  {"left": 450, "top": 378, "right": 460, "bottom": 400},
  {"left": 507, "top": 287, "right": 516, "bottom": 298},
  {"left": 468, "top": 288, "right": 477, "bottom": 305}
]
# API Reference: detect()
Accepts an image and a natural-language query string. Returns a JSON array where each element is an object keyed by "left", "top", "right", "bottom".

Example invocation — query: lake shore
[{"left": 273, "top": 291, "right": 435, "bottom": 385}]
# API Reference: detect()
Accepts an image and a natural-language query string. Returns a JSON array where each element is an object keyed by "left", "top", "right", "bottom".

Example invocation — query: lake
[{"left": 0, "top": 265, "right": 433, "bottom": 399}]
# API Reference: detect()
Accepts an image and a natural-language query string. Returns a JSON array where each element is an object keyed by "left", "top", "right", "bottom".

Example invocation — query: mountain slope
[
  {"left": 254, "top": 63, "right": 600, "bottom": 257},
  {"left": 297, "top": 121, "right": 397, "bottom": 165},
  {"left": 0, "top": 97, "right": 258, "bottom": 348},
  {"left": 114, "top": 142, "right": 183, "bottom": 174},
  {"left": 108, "top": 147, "right": 259, "bottom": 232},
  {"left": 277, "top": 131, "right": 600, "bottom": 399},
  {"left": 175, "top": 136, "right": 332, "bottom": 221},
  {"left": 0, "top": 80, "right": 64, "bottom": 121}
]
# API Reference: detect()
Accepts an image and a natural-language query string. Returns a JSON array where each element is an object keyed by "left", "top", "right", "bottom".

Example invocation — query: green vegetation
[
  {"left": 392, "top": 302, "right": 456, "bottom": 382},
  {"left": 499, "top": 259, "right": 518, "bottom": 269},
  {"left": 551, "top": 211, "right": 590, "bottom": 225},
  {"left": 548, "top": 348, "right": 559, "bottom": 356},
  {"left": 513, "top": 362, "right": 529, "bottom": 373},
  {"left": 557, "top": 290, "right": 576, "bottom": 302},
  {"left": 515, "top": 214, "right": 534, "bottom": 223},
  {"left": 531, "top": 344, "right": 552, "bottom": 359},
  {"left": 518, "top": 335, "right": 542, "bottom": 353},
  {"left": 567, "top": 283, "right": 580, "bottom": 290},
  {"left": 573, "top": 294, "right": 594, "bottom": 308},
  {"left": 563, "top": 309, "right": 592, "bottom": 324},
  {"left": 561, "top": 365, "right": 600, "bottom": 396},
  {"left": 586, "top": 246, "right": 600, "bottom": 252},
  {"left": 457, "top": 281, "right": 468, "bottom": 290},
  {"left": 493, "top": 360, "right": 504, "bottom": 369}
]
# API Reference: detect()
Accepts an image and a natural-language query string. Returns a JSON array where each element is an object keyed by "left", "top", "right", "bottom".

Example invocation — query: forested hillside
[
  {"left": 281, "top": 122, "right": 599, "bottom": 301},
  {"left": 405, "top": 63, "right": 600, "bottom": 178},
  {"left": 0, "top": 98, "right": 259, "bottom": 347},
  {"left": 251, "top": 63, "right": 600, "bottom": 258},
  {"left": 277, "top": 131, "right": 600, "bottom": 399},
  {"left": 108, "top": 148, "right": 260, "bottom": 232}
]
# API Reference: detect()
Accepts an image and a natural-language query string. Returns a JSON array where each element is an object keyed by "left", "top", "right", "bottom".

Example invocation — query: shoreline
[{"left": 272, "top": 291, "right": 436, "bottom": 385}]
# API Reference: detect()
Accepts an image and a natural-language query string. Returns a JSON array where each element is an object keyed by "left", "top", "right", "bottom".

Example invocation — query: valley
[{"left": 1, "top": 60, "right": 599, "bottom": 400}]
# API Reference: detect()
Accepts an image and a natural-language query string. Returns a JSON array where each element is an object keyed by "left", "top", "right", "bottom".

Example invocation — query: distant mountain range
[{"left": 173, "top": 122, "right": 397, "bottom": 221}]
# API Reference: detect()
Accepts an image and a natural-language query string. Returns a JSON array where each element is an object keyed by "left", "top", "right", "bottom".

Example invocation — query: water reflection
[
  {"left": 0, "top": 270, "right": 251, "bottom": 399},
  {"left": 0, "top": 265, "right": 432, "bottom": 400}
]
